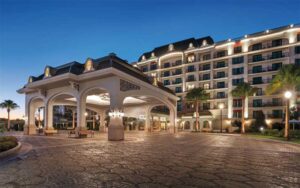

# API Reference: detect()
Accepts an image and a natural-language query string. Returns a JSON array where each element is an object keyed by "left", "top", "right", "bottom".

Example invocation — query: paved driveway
[{"left": 0, "top": 132, "right": 300, "bottom": 187}]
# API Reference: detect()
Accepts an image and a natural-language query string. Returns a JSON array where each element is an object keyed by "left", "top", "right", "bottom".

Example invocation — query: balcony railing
[
  {"left": 266, "top": 114, "right": 284, "bottom": 119},
  {"left": 248, "top": 52, "right": 289, "bottom": 63},
  {"left": 186, "top": 68, "right": 196, "bottom": 72},
  {"left": 249, "top": 102, "right": 284, "bottom": 107},
  {"left": 199, "top": 77, "right": 211, "bottom": 81},
  {"left": 186, "top": 78, "right": 196, "bottom": 82},
  {"left": 172, "top": 61, "right": 182, "bottom": 67},
  {"left": 213, "top": 74, "right": 228, "bottom": 79},
  {"left": 248, "top": 66, "right": 281, "bottom": 74},
  {"left": 250, "top": 78, "right": 272, "bottom": 85},
  {"left": 213, "top": 63, "right": 228, "bottom": 69},
  {"left": 172, "top": 71, "right": 182, "bottom": 76},
  {"left": 250, "top": 40, "right": 289, "bottom": 51}
]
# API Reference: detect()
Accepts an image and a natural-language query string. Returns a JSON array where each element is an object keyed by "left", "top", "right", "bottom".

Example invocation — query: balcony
[
  {"left": 250, "top": 40, "right": 289, "bottom": 51},
  {"left": 172, "top": 81, "right": 182, "bottom": 85},
  {"left": 211, "top": 94, "right": 228, "bottom": 99},
  {"left": 172, "top": 60, "right": 182, "bottom": 67},
  {"left": 214, "top": 84, "right": 228, "bottom": 89},
  {"left": 266, "top": 114, "right": 284, "bottom": 119},
  {"left": 161, "top": 73, "right": 170, "bottom": 77},
  {"left": 248, "top": 66, "right": 281, "bottom": 74},
  {"left": 186, "top": 77, "right": 196, "bottom": 82},
  {"left": 213, "top": 63, "right": 228, "bottom": 69},
  {"left": 199, "top": 76, "right": 211, "bottom": 81},
  {"left": 213, "top": 74, "right": 228, "bottom": 79},
  {"left": 186, "top": 68, "right": 196, "bottom": 73},
  {"left": 248, "top": 52, "right": 289, "bottom": 63},
  {"left": 250, "top": 78, "right": 272, "bottom": 85},
  {"left": 172, "top": 71, "right": 182, "bottom": 76},
  {"left": 249, "top": 102, "right": 284, "bottom": 107}
]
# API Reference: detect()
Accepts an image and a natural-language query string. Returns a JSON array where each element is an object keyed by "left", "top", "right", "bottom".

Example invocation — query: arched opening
[
  {"left": 48, "top": 93, "right": 78, "bottom": 131},
  {"left": 81, "top": 87, "right": 110, "bottom": 132},
  {"left": 28, "top": 97, "right": 45, "bottom": 132},
  {"left": 203, "top": 120, "right": 210, "bottom": 129},
  {"left": 121, "top": 95, "right": 176, "bottom": 133},
  {"left": 184, "top": 121, "right": 191, "bottom": 130},
  {"left": 150, "top": 105, "right": 170, "bottom": 132}
]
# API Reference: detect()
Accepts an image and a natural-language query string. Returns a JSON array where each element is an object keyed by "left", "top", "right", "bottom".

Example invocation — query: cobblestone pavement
[{"left": 0, "top": 132, "right": 300, "bottom": 188}]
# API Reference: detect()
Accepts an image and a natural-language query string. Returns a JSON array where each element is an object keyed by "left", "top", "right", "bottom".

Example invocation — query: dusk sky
[{"left": 0, "top": 0, "right": 299, "bottom": 119}]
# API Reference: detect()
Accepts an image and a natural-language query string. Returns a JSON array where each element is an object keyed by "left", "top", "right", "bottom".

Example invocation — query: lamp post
[
  {"left": 218, "top": 103, "right": 224, "bottom": 133},
  {"left": 284, "top": 91, "right": 292, "bottom": 140}
]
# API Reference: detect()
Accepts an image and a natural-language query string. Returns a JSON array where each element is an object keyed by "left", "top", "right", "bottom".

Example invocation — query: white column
[
  {"left": 45, "top": 102, "right": 54, "bottom": 130},
  {"left": 99, "top": 111, "right": 106, "bottom": 132},
  {"left": 108, "top": 93, "right": 124, "bottom": 141},
  {"left": 145, "top": 106, "right": 151, "bottom": 132},
  {"left": 76, "top": 96, "right": 86, "bottom": 132},
  {"left": 169, "top": 107, "right": 177, "bottom": 133}
]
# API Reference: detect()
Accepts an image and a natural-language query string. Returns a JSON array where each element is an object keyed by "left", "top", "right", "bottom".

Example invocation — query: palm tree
[
  {"left": 0, "top": 100, "right": 19, "bottom": 131},
  {"left": 266, "top": 64, "right": 300, "bottom": 139},
  {"left": 185, "top": 87, "right": 209, "bottom": 131},
  {"left": 231, "top": 83, "right": 258, "bottom": 134}
]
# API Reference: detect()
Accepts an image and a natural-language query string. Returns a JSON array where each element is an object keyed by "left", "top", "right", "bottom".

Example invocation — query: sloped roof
[
  {"left": 28, "top": 54, "right": 175, "bottom": 95},
  {"left": 138, "top": 36, "right": 214, "bottom": 61}
]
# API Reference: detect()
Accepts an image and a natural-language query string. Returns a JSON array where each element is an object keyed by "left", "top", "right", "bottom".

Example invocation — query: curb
[{"left": 0, "top": 142, "right": 22, "bottom": 160}]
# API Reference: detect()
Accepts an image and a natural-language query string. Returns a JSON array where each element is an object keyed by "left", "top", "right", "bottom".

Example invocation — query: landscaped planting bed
[{"left": 0, "top": 136, "right": 18, "bottom": 152}]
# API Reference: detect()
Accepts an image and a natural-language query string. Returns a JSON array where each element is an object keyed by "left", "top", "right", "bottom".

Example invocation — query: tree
[
  {"left": 231, "top": 82, "right": 258, "bottom": 134},
  {"left": 266, "top": 64, "right": 300, "bottom": 95},
  {"left": 0, "top": 100, "right": 19, "bottom": 131},
  {"left": 185, "top": 87, "right": 209, "bottom": 131},
  {"left": 266, "top": 64, "right": 300, "bottom": 139}
]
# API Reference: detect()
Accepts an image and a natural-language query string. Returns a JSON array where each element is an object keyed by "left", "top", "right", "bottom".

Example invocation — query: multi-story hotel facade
[{"left": 133, "top": 24, "right": 300, "bottom": 132}]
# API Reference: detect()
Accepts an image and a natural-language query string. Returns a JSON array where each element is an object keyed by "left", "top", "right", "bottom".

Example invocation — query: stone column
[
  {"left": 145, "top": 107, "right": 151, "bottom": 132},
  {"left": 98, "top": 111, "right": 106, "bottom": 132},
  {"left": 169, "top": 107, "right": 177, "bottom": 133},
  {"left": 108, "top": 94, "right": 124, "bottom": 141},
  {"left": 45, "top": 102, "right": 54, "bottom": 130},
  {"left": 76, "top": 96, "right": 87, "bottom": 133},
  {"left": 27, "top": 101, "right": 37, "bottom": 135}
]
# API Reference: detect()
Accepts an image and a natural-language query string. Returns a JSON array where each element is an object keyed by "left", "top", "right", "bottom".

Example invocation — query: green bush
[
  {"left": 263, "top": 129, "right": 280, "bottom": 136},
  {"left": 290, "top": 130, "right": 300, "bottom": 139},
  {"left": 0, "top": 136, "right": 18, "bottom": 152}
]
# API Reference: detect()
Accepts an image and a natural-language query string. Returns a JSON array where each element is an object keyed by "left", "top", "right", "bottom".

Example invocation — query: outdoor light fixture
[
  {"left": 84, "top": 112, "right": 88, "bottom": 117},
  {"left": 259, "top": 127, "right": 264, "bottom": 132},
  {"left": 218, "top": 103, "right": 224, "bottom": 133},
  {"left": 284, "top": 91, "right": 292, "bottom": 140},
  {"left": 284, "top": 91, "right": 292, "bottom": 99},
  {"left": 108, "top": 110, "right": 124, "bottom": 118}
]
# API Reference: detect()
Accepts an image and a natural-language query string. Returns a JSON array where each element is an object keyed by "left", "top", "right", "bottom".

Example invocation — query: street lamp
[
  {"left": 218, "top": 103, "right": 224, "bottom": 133},
  {"left": 284, "top": 91, "right": 292, "bottom": 140}
]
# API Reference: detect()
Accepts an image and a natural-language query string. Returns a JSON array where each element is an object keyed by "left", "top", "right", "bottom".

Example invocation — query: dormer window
[
  {"left": 28, "top": 76, "right": 33, "bottom": 83},
  {"left": 168, "top": 44, "right": 174, "bottom": 51},
  {"left": 202, "top": 40, "right": 207, "bottom": 46},
  {"left": 44, "top": 67, "right": 51, "bottom": 78},
  {"left": 151, "top": 52, "right": 155, "bottom": 57},
  {"left": 188, "top": 43, "right": 194, "bottom": 48},
  {"left": 84, "top": 59, "right": 94, "bottom": 72},
  {"left": 142, "top": 55, "right": 146, "bottom": 61}
]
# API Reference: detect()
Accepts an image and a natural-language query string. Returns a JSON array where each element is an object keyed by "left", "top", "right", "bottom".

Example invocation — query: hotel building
[{"left": 133, "top": 24, "right": 300, "bottom": 131}]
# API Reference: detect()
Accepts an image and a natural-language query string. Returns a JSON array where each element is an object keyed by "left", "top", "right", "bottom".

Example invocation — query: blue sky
[{"left": 0, "top": 0, "right": 299, "bottom": 118}]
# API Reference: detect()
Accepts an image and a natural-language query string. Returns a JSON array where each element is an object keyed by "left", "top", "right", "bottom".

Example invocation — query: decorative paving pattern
[{"left": 0, "top": 132, "right": 300, "bottom": 187}]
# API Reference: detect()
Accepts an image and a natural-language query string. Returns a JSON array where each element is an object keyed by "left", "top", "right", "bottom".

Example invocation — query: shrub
[
  {"left": 0, "top": 136, "right": 18, "bottom": 152},
  {"left": 249, "top": 111, "right": 267, "bottom": 132},
  {"left": 290, "top": 130, "right": 300, "bottom": 139},
  {"left": 263, "top": 129, "right": 280, "bottom": 136},
  {"left": 272, "top": 122, "right": 284, "bottom": 130}
]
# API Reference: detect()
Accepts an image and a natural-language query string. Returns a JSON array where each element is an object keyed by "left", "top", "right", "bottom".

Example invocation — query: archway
[
  {"left": 27, "top": 97, "right": 45, "bottom": 134},
  {"left": 184, "top": 121, "right": 191, "bottom": 130},
  {"left": 46, "top": 93, "right": 78, "bottom": 131}
]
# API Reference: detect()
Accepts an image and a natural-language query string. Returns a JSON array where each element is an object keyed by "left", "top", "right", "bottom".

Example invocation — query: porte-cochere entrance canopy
[{"left": 18, "top": 53, "right": 179, "bottom": 140}]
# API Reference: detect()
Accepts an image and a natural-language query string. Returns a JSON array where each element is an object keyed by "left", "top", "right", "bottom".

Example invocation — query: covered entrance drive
[{"left": 18, "top": 54, "right": 179, "bottom": 140}]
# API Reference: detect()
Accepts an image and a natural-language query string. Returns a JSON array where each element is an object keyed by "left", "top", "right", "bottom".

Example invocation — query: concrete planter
[{"left": 0, "top": 142, "right": 22, "bottom": 159}]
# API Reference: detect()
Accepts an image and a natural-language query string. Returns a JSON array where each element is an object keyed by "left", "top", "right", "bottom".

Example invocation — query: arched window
[{"left": 203, "top": 121, "right": 210, "bottom": 128}]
